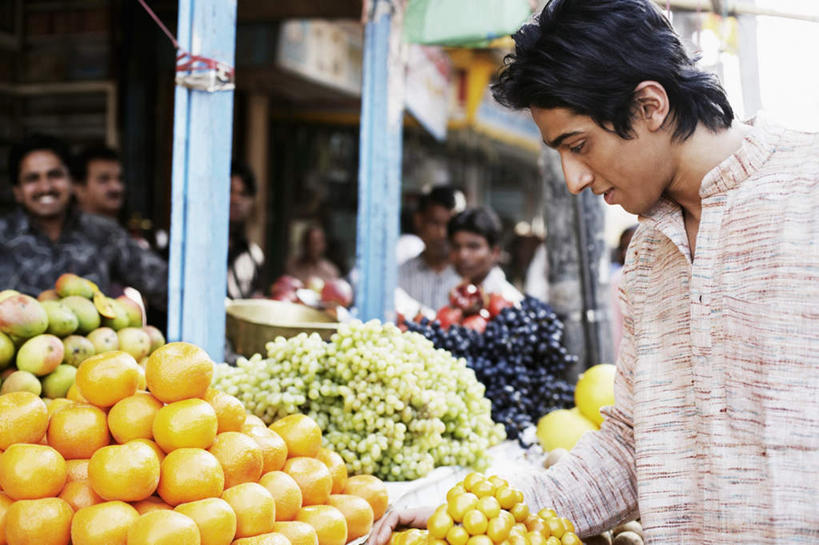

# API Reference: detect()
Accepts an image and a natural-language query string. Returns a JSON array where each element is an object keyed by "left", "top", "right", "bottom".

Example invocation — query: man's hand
[{"left": 369, "top": 506, "right": 436, "bottom": 545}]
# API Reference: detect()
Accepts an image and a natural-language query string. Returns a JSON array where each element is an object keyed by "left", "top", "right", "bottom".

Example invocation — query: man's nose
[{"left": 561, "top": 153, "right": 593, "bottom": 195}]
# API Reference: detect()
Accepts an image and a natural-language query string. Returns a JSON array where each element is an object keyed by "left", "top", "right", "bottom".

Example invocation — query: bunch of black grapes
[{"left": 406, "top": 296, "right": 577, "bottom": 441}]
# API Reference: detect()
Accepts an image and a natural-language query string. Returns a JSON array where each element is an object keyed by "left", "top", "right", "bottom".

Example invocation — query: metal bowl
[{"left": 225, "top": 299, "right": 338, "bottom": 358}]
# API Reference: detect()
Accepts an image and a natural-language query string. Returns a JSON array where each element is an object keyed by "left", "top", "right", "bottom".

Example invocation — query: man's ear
[
  {"left": 632, "top": 81, "right": 670, "bottom": 133},
  {"left": 11, "top": 185, "right": 22, "bottom": 204}
]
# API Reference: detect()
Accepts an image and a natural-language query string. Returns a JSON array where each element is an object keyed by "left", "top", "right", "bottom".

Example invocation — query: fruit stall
[{"left": 0, "top": 268, "right": 644, "bottom": 545}]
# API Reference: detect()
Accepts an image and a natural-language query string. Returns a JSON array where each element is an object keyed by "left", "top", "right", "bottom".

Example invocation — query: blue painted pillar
[
  {"left": 355, "top": 0, "right": 405, "bottom": 321},
  {"left": 167, "top": 0, "right": 237, "bottom": 359}
]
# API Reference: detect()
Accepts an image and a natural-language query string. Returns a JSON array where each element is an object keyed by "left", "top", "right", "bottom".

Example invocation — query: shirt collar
[{"left": 698, "top": 115, "right": 777, "bottom": 199}]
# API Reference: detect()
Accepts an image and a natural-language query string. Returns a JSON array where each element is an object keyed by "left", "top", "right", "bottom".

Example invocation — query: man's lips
[{"left": 603, "top": 189, "right": 614, "bottom": 204}]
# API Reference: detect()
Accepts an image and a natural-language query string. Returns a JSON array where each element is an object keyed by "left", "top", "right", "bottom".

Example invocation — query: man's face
[
  {"left": 450, "top": 230, "right": 499, "bottom": 283},
  {"left": 531, "top": 106, "right": 673, "bottom": 216},
  {"left": 229, "top": 175, "right": 253, "bottom": 224},
  {"left": 13, "top": 150, "right": 72, "bottom": 220},
  {"left": 415, "top": 204, "right": 453, "bottom": 260},
  {"left": 75, "top": 159, "right": 124, "bottom": 217}
]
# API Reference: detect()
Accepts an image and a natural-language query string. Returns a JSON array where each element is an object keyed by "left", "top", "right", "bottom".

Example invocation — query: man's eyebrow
[{"left": 544, "top": 130, "right": 582, "bottom": 149}]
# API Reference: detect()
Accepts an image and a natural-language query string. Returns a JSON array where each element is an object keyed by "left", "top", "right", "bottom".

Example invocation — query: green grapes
[{"left": 213, "top": 319, "right": 505, "bottom": 480}]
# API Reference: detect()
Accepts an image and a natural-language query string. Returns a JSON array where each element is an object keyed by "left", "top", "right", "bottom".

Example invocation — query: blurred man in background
[
  {"left": 448, "top": 207, "right": 522, "bottom": 302},
  {"left": 227, "top": 160, "right": 264, "bottom": 299},
  {"left": 72, "top": 146, "right": 125, "bottom": 220},
  {"left": 397, "top": 186, "right": 461, "bottom": 311},
  {"left": 0, "top": 134, "right": 167, "bottom": 311}
]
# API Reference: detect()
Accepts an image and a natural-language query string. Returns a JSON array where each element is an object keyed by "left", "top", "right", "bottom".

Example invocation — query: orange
[
  {"left": 70, "top": 500, "right": 139, "bottom": 545},
  {"left": 242, "top": 415, "right": 267, "bottom": 432},
  {"left": 271, "top": 522, "right": 319, "bottom": 545},
  {"left": 0, "top": 443, "right": 66, "bottom": 499},
  {"left": 204, "top": 389, "right": 246, "bottom": 433},
  {"left": 47, "top": 398, "right": 74, "bottom": 418},
  {"left": 283, "top": 457, "right": 332, "bottom": 506},
  {"left": 145, "top": 342, "right": 214, "bottom": 403},
  {"left": 157, "top": 448, "right": 225, "bottom": 506},
  {"left": 327, "top": 494, "right": 373, "bottom": 541},
  {"left": 5, "top": 497, "right": 73, "bottom": 544},
  {"left": 75, "top": 351, "right": 141, "bottom": 408},
  {"left": 342, "top": 475, "right": 388, "bottom": 520},
  {"left": 244, "top": 426, "right": 288, "bottom": 473},
  {"left": 67, "top": 383, "right": 89, "bottom": 403},
  {"left": 295, "top": 505, "right": 347, "bottom": 545},
  {"left": 232, "top": 532, "right": 292, "bottom": 545},
  {"left": 132, "top": 438, "right": 166, "bottom": 463},
  {"left": 153, "top": 399, "right": 219, "bottom": 452},
  {"left": 0, "top": 391, "right": 48, "bottom": 449},
  {"left": 107, "top": 391, "right": 163, "bottom": 443},
  {"left": 59, "top": 479, "right": 102, "bottom": 511},
  {"left": 269, "top": 415, "right": 321, "bottom": 458},
  {"left": 175, "top": 498, "right": 237, "bottom": 545},
  {"left": 88, "top": 440, "right": 160, "bottom": 501},
  {"left": 316, "top": 449, "right": 347, "bottom": 494},
  {"left": 47, "top": 404, "right": 110, "bottom": 459},
  {"left": 127, "top": 510, "right": 201, "bottom": 545},
  {"left": 132, "top": 496, "right": 173, "bottom": 515},
  {"left": 221, "top": 482, "right": 276, "bottom": 538},
  {"left": 208, "top": 432, "right": 264, "bottom": 489},
  {"left": 258, "top": 471, "right": 303, "bottom": 521},
  {"left": 66, "top": 459, "right": 90, "bottom": 482},
  {"left": 0, "top": 492, "right": 13, "bottom": 544}
]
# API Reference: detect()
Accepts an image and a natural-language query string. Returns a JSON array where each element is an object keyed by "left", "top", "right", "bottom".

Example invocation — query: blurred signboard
[
  {"left": 405, "top": 45, "right": 452, "bottom": 140},
  {"left": 277, "top": 20, "right": 363, "bottom": 96},
  {"left": 473, "top": 87, "right": 542, "bottom": 152}
]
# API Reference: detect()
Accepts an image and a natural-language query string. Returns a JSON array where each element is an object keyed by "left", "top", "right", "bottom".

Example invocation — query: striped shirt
[
  {"left": 519, "top": 117, "right": 819, "bottom": 543},
  {"left": 397, "top": 254, "right": 461, "bottom": 311}
]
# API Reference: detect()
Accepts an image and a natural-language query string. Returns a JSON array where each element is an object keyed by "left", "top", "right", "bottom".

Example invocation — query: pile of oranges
[
  {"left": 410, "top": 472, "right": 582, "bottom": 545},
  {"left": 0, "top": 341, "right": 388, "bottom": 545}
]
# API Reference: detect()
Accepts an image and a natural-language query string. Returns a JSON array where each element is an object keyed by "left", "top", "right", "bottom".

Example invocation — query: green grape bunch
[{"left": 213, "top": 320, "right": 506, "bottom": 481}]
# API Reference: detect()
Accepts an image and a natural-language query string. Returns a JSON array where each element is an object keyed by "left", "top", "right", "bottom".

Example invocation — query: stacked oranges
[{"left": 0, "top": 341, "right": 388, "bottom": 545}]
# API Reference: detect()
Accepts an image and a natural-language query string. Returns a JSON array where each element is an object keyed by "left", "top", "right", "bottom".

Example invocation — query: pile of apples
[
  {"left": 270, "top": 276, "right": 354, "bottom": 311},
  {"left": 432, "top": 283, "right": 514, "bottom": 333}
]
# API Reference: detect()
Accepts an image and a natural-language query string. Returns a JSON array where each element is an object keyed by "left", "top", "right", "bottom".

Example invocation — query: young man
[
  {"left": 227, "top": 160, "right": 264, "bottom": 299},
  {"left": 72, "top": 146, "right": 126, "bottom": 219},
  {"left": 372, "top": 0, "right": 819, "bottom": 543},
  {"left": 0, "top": 134, "right": 168, "bottom": 310},
  {"left": 448, "top": 207, "right": 522, "bottom": 303},
  {"left": 397, "top": 186, "right": 461, "bottom": 310}
]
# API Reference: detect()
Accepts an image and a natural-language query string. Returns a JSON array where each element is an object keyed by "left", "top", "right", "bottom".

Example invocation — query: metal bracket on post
[{"left": 175, "top": 67, "right": 235, "bottom": 93}]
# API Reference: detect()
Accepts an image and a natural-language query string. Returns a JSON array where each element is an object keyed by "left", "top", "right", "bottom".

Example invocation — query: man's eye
[{"left": 570, "top": 142, "right": 585, "bottom": 153}]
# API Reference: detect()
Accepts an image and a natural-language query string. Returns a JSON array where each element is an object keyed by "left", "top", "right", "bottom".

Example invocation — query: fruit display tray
[{"left": 225, "top": 299, "right": 339, "bottom": 358}]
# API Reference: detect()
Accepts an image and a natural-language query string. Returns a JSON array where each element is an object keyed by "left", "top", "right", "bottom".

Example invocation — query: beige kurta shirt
[{"left": 521, "top": 117, "right": 819, "bottom": 543}]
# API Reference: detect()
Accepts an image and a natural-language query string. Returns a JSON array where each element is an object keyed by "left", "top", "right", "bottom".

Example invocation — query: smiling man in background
[{"left": 0, "top": 134, "right": 168, "bottom": 310}]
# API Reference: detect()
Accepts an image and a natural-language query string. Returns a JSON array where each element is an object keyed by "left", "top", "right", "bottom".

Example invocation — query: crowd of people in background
[
  {"left": 397, "top": 185, "right": 524, "bottom": 316},
  {"left": 0, "top": 134, "right": 624, "bottom": 328}
]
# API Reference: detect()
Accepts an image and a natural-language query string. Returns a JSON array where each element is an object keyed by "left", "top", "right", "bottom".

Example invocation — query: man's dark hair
[
  {"left": 8, "top": 134, "right": 71, "bottom": 186},
  {"left": 72, "top": 146, "right": 121, "bottom": 185},
  {"left": 417, "top": 185, "right": 456, "bottom": 214},
  {"left": 230, "top": 160, "right": 257, "bottom": 197},
  {"left": 492, "top": 0, "right": 734, "bottom": 141},
  {"left": 448, "top": 207, "right": 503, "bottom": 248}
]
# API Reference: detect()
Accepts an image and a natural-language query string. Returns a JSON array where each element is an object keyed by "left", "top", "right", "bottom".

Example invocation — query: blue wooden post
[
  {"left": 356, "top": 0, "right": 405, "bottom": 322},
  {"left": 167, "top": 0, "right": 237, "bottom": 359}
]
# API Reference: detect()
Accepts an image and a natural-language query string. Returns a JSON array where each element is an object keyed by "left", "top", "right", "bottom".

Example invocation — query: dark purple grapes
[{"left": 406, "top": 296, "right": 578, "bottom": 441}]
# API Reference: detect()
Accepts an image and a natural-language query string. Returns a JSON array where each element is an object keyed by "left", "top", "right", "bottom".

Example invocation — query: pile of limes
[
  {"left": 0, "top": 341, "right": 388, "bottom": 545},
  {"left": 408, "top": 473, "right": 582, "bottom": 545}
]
